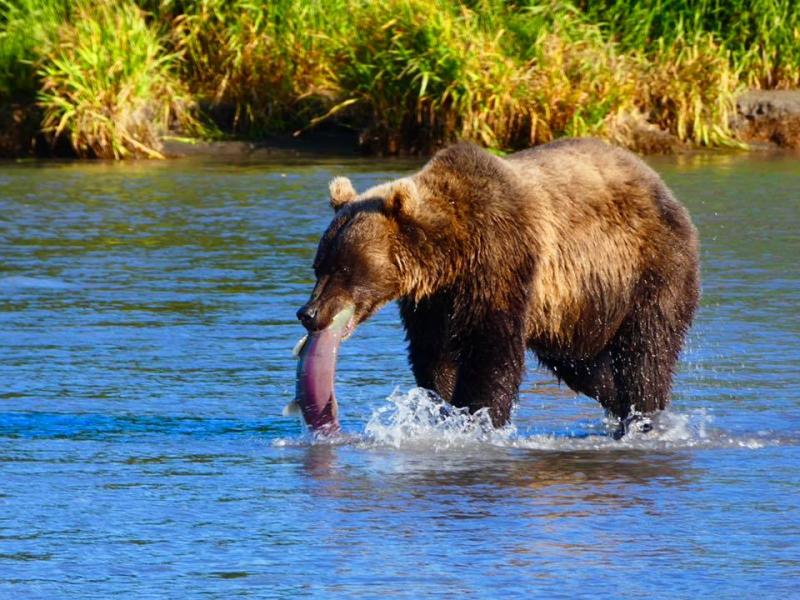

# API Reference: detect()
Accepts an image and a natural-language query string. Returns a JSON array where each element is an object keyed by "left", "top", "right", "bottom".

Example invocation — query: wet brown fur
[{"left": 301, "top": 138, "right": 700, "bottom": 427}]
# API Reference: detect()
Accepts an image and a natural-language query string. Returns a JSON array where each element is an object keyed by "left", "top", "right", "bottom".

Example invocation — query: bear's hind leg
[
  {"left": 606, "top": 308, "right": 685, "bottom": 420},
  {"left": 538, "top": 353, "right": 653, "bottom": 437},
  {"left": 539, "top": 353, "right": 617, "bottom": 412},
  {"left": 605, "top": 261, "right": 699, "bottom": 421}
]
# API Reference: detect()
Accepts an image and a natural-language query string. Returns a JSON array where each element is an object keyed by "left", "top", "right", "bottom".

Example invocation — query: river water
[{"left": 1, "top": 152, "right": 798, "bottom": 598}]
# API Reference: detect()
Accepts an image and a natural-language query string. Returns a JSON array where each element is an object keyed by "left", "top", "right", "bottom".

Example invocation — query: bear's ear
[
  {"left": 383, "top": 178, "right": 419, "bottom": 220},
  {"left": 329, "top": 177, "right": 357, "bottom": 211}
]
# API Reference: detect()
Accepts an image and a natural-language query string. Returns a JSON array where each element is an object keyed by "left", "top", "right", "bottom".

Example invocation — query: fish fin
[
  {"left": 292, "top": 334, "right": 309, "bottom": 358},
  {"left": 282, "top": 400, "right": 302, "bottom": 417}
]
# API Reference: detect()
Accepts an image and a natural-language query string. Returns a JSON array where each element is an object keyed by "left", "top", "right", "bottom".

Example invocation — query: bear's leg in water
[
  {"left": 607, "top": 306, "right": 682, "bottom": 420},
  {"left": 607, "top": 262, "right": 699, "bottom": 420},
  {"left": 399, "top": 295, "right": 458, "bottom": 402},
  {"left": 539, "top": 353, "right": 618, "bottom": 413},
  {"left": 449, "top": 312, "right": 527, "bottom": 427}
]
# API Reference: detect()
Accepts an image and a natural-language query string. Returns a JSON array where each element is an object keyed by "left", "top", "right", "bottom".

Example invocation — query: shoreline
[
  {"left": 159, "top": 126, "right": 363, "bottom": 160},
  {"left": 733, "top": 90, "right": 800, "bottom": 150},
  {"left": 3, "top": 91, "right": 800, "bottom": 161}
]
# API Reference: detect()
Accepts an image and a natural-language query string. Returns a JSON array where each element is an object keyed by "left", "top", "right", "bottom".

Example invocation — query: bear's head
[{"left": 296, "top": 175, "right": 422, "bottom": 335}]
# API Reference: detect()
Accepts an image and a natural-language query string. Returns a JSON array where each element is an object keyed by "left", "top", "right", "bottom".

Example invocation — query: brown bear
[{"left": 297, "top": 138, "right": 700, "bottom": 431}]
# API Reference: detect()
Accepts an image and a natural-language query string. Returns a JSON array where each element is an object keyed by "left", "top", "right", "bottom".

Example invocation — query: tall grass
[
  {"left": 0, "top": 0, "right": 69, "bottom": 101},
  {"left": 37, "top": 0, "right": 197, "bottom": 158},
  {"left": 504, "top": 2, "right": 638, "bottom": 143},
  {"left": 578, "top": 0, "right": 800, "bottom": 89},
  {"left": 173, "top": 0, "right": 344, "bottom": 134},
  {"left": 329, "top": 0, "right": 537, "bottom": 151},
  {"left": 2, "top": 0, "right": 798, "bottom": 157},
  {"left": 643, "top": 31, "right": 740, "bottom": 147},
  {"left": 326, "top": 0, "right": 742, "bottom": 150}
]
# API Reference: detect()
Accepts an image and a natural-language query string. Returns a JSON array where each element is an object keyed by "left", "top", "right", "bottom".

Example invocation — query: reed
[
  {"left": 36, "top": 0, "right": 197, "bottom": 158},
  {"left": 327, "top": 0, "right": 535, "bottom": 151},
  {"left": 642, "top": 31, "right": 741, "bottom": 147},
  {"left": 2, "top": 0, "right": 797, "bottom": 157},
  {"left": 578, "top": 0, "right": 800, "bottom": 89},
  {"left": 173, "top": 0, "right": 345, "bottom": 133}
]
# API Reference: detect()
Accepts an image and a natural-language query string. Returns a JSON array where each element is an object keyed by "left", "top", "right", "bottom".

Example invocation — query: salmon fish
[{"left": 284, "top": 306, "right": 354, "bottom": 435}]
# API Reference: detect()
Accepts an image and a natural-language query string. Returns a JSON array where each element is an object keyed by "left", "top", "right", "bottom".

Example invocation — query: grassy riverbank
[{"left": 2, "top": 0, "right": 798, "bottom": 158}]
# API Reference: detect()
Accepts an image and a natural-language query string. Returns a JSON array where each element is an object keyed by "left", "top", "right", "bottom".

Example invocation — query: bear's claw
[{"left": 612, "top": 415, "right": 654, "bottom": 440}]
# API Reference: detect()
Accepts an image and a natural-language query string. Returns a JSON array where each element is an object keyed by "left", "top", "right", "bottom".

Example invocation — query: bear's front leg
[
  {"left": 450, "top": 313, "right": 527, "bottom": 427},
  {"left": 399, "top": 295, "right": 458, "bottom": 402}
]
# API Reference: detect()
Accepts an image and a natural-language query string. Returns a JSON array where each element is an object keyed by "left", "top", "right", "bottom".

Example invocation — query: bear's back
[
  {"left": 504, "top": 139, "right": 698, "bottom": 353},
  {"left": 506, "top": 138, "right": 694, "bottom": 237}
]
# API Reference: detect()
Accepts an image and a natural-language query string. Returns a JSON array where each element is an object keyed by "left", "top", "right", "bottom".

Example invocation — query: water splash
[
  {"left": 271, "top": 387, "right": 784, "bottom": 450},
  {"left": 357, "top": 387, "right": 771, "bottom": 452},
  {"left": 363, "top": 387, "right": 517, "bottom": 450}
]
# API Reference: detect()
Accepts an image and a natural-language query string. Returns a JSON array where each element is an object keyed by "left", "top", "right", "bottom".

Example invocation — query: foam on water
[
  {"left": 363, "top": 387, "right": 516, "bottom": 450},
  {"left": 277, "top": 387, "right": 777, "bottom": 451},
  {"left": 0, "top": 275, "right": 76, "bottom": 290}
]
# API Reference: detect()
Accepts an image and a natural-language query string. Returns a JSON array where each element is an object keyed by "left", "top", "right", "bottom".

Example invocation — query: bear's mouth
[
  {"left": 342, "top": 301, "right": 384, "bottom": 341},
  {"left": 344, "top": 303, "right": 373, "bottom": 340},
  {"left": 342, "top": 315, "right": 356, "bottom": 341},
  {"left": 342, "top": 300, "right": 391, "bottom": 340}
]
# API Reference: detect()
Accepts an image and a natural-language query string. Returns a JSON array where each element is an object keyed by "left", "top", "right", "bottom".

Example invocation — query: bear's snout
[{"left": 296, "top": 303, "right": 319, "bottom": 331}]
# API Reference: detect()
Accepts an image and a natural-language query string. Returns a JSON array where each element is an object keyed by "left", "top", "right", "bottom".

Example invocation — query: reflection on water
[
  {"left": 0, "top": 154, "right": 799, "bottom": 598},
  {"left": 298, "top": 442, "right": 695, "bottom": 501}
]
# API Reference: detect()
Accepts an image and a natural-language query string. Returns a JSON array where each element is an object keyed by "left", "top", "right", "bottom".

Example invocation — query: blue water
[{"left": 1, "top": 152, "right": 799, "bottom": 598}]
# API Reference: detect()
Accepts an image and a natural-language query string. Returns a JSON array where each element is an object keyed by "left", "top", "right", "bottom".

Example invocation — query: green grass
[
  {"left": 173, "top": 0, "right": 347, "bottom": 134},
  {"left": 36, "top": 0, "right": 198, "bottom": 157},
  {"left": 577, "top": 0, "right": 800, "bottom": 89},
  {"left": 0, "top": 0, "right": 69, "bottom": 101},
  {"left": 1, "top": 0, "right": 798, "bottom": 157},
  {"left": 328, "top": 0, "right": 536, "bottom": 151}
]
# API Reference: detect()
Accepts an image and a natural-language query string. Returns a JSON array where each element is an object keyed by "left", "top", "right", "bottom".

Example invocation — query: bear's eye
[{"left": 341, "top": 266, "right": 350, "bottom": 275}]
